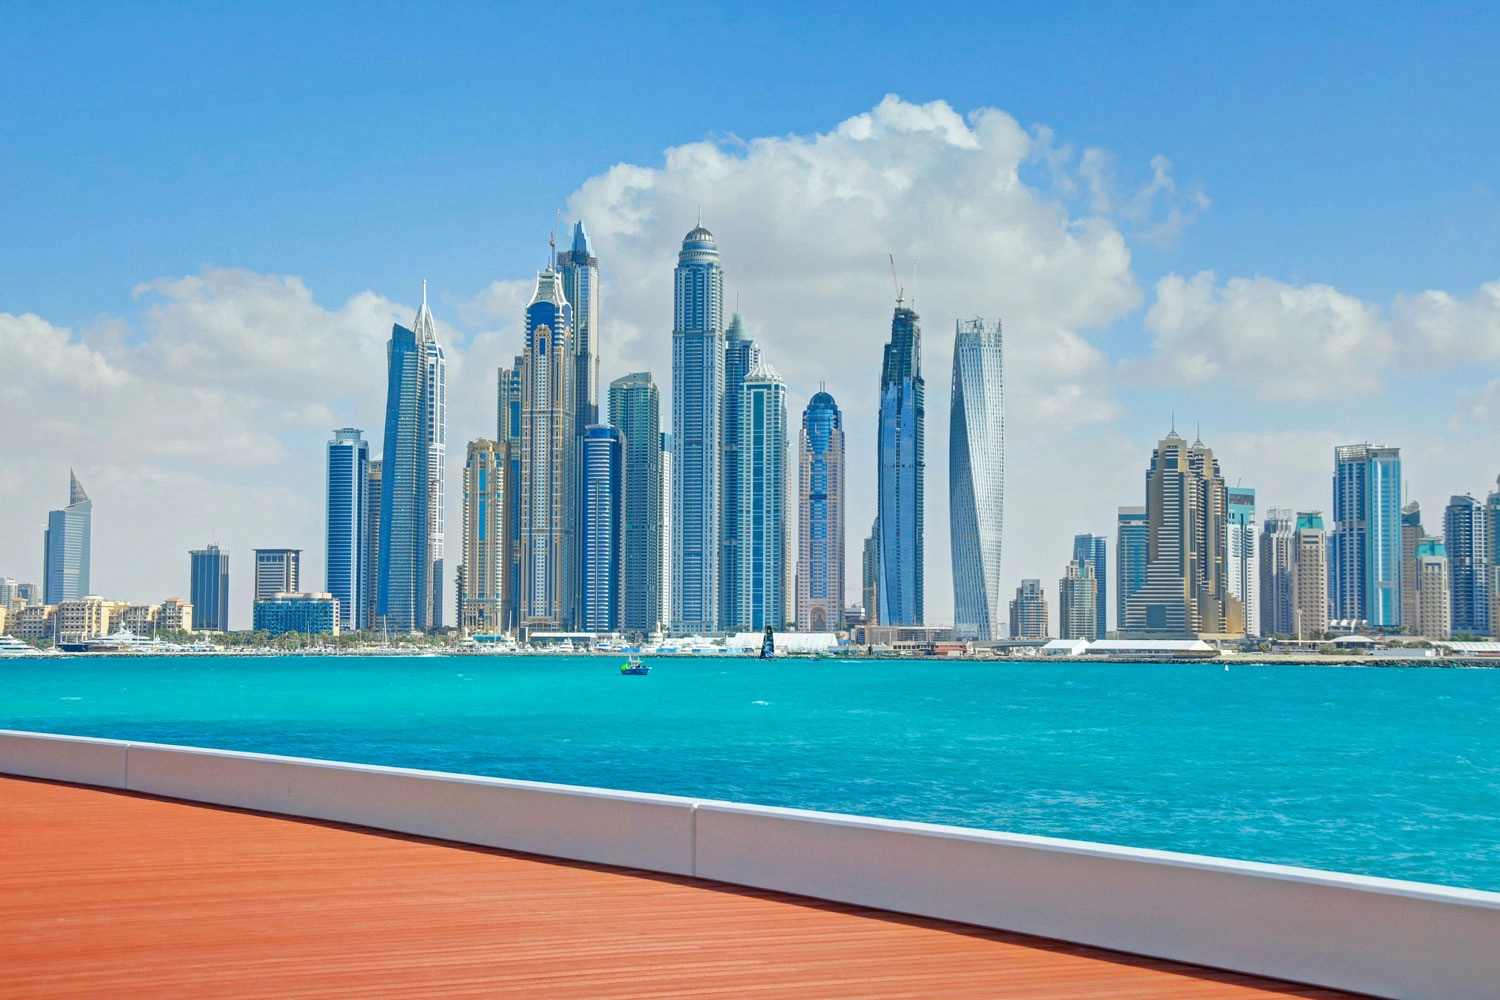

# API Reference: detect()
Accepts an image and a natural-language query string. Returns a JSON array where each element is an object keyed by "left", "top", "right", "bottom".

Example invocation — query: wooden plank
[{"left": 0, "top": 776, "right": 1365, "bottom": 999}]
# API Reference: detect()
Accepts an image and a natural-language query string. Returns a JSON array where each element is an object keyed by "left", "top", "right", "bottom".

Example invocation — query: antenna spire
[{"left": 421, "top": 279, "right": 427, "bottom": 308}]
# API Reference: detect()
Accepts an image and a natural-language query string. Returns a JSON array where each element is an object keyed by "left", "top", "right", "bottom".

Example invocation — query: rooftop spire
[
  {"left": 68, "top": 469, "right": 89, "bottom": 506},
  {"left": 412, "top": 282, "right": 436, "bottom": 343}
]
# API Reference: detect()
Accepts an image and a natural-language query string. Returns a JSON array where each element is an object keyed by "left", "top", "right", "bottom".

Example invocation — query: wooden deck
[{"left": 0, "top": 776, "right": 1366, "bottom": 999}]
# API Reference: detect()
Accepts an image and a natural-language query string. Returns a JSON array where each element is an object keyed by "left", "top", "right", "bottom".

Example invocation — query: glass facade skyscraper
[
  {"left": 1259, "top": 508, "right": 1296, "bottom": 636},
  {"left": 497, "top": 359, "right": 522, "bottom": 631},
  {"left": 949, "top": 318, "right": 1003, "bottom": 641},
  {"left": 609, "top": 372, "right": 662, "bottom": 636},
  {"left": 189, "top": 543, "right": 229, "bottom": 632},
  {"left": 377, "top": 288, "right": 442, "bottom": 633},
  {"left": 736, "top": 361, "right": 787, "bottom": 630},
  {"left": 671, "top": 224, "right": 724, "bottom": 634},
  {"left": 720, "top": 312, "right": 761, "bottom": 631},
  {"left": 1330, "top": 443, "right": 1402, "bottom": 627},
  {"left": 460, "top": 439, "right": 507, "bottom": 636},
  {"left": 1071, "top": 533, "right": 1107, "bottom": 639},
  {"left": 797, "top": 391, "right": 844, "bottom": 632},
  {"left": 581, "top": 425, "right": 624, "bottom": 633},
  {"left": 326, "top": 428, "right": 369, "bottom": 631},
  {"left": 253, "top": 548, "right": 301, "bottom": 600},
  {"left": 877, "top": 304, "right": 924, "bottom": 626},
  {"left": 43, "top": 470, "right": 91, "bottom": 605},
  {"left": 1115, "top": 506, "right": 1148, "bottom": 633},
  {"left": 556, "top": 222, "right": 600, "bottom": 431},
  {"left": 1444, "top": 494, "right": 1490, "bottom": 635},
  {"left": 1226, "top": 486, "right": 1257, "bottom": 635}
]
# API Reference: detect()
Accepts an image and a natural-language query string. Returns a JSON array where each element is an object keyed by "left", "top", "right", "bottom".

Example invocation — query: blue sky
[{"left": 3, "top": 2, "right": 1498, "bottom": 628}]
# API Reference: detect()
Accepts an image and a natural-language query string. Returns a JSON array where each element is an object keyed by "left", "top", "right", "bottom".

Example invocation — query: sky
[{"left": 2, "top": 1, "right": 1499, "bottom": 631}]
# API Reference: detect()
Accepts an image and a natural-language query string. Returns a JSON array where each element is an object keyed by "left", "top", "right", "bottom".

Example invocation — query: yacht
[{"left": 0, "top": 635, "right": 43, "bottom": 656}]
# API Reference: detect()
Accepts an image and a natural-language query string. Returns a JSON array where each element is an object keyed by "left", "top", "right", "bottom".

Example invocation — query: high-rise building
[
  {"left": 43, "top": 470, "right": 92, "bottom": 605},
  {"left": 1415, "top": 537, "right": 1451, "bottom": 640},
  {"left": 1071, "top": 534, "right": 1107, "bottom": 639},
  {"left": 1115, "top": 506, "right": 1148, "bottom": 633},
  {"left": 556, "top": 222, "right": 600, "bottom": 431},
  {"left": 1058, "top": 559, "right": 1098, "bottom": 641},
  {"left": 520, "top": 268, "right": 577, "bottom": 636},
  {"left": 1330, "top": 443, "right": 1402, "bottom": 628},
  {"left": 1122, "top": 431, "right": 1244, "bottom": 637},
  {"left": 1226, "top": 487, "right": 1257, "bottom": 635},
  {"left": 581, "top": 425, "right": 624, "bottom": 633},
  {"left": 735, "top": 361, "right": 787, "bottom": 631},
  {"left": 1487, "top": 479, "right": 1500, "bottom": 638},
  {"left": 1400, "top": 501, "right": 1423, "bottom": 633},
  {"left": 1292, "top": 512, "right": 1328, "bottom": 638},
  {"left": 797, "top": 391, "right": 844, "bottom": 633},
  {"left": 660, "top": 431, "right": 672, "bottom": 632},
  {"left": 378, "top": 286, "right": 444, "bottom": 633},
  {"left": 609, "top": 373, "right": 662, "bottom": 637},
  {"left": 189, "top": 544, "right": 230, "bottom": 632},
  {"left": 326, "top": 428, "right": 369, "bottom": 631},
  {"left": 1444, "top": 494, "right": 1490, "bottom": 635},
  {"left": 496, "top": 360, "right": 523, "bottom": 631},
  {"left": 672, "top": 223, "right": 725, "bottom": 634},
  {"left": 720, "top": 313, "right": 761, "bottom": 631},
  {"left": 1258, "top": 509, "right": 1296, "bottom": 636},
  {"left": 364, "top": 459, "right": 382, "bottom": 632},
  {"left": 949, "top": 317, "right": 1003, "bottom": 641},
  {"left": 254, "top": 549, "right": 301, "bottom": 601},
  {"left": 1008, "top": 579, "right": 1047, "bottom": 640},
  {"left": 460, "top": 439, "right": 507, "bottom": 636},
  {"left": 861, "top": 519, "right": 879, "bottom": 625},
  {"left": 877, "top": 301, "right": 924, "bottom": 626}
]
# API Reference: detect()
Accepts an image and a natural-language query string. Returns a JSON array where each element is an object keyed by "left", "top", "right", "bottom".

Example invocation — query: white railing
[{"left": 3, "top": 728, "right": 1496, "bottom": 1000}]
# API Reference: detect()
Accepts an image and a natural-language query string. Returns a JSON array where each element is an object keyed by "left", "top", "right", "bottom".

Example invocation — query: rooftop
[{"left": 0, "top": 776, "right": 1358, "bottom": 999}]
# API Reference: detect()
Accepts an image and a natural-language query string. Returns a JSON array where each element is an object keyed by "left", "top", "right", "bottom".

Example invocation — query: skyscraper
[
  {"left": 378, "top": 286, "right": 443, "bottom": 633},
  {"left": 1008, "top": 579, "right": 1047, "bottom": 640},
  {"left": 1071, "top": 534, "right": 1107, "bottom": 639},
  {"left": 1226, "top": 487, "right": 1257, "bottom": 635},
  {"left": 671, "top": 223, "right": 724, "bottom": 634},
  {"left": 949, "top": 317, "right": 1003, "bottom": 641},
  {"left": 660, "top": 431, "right": 672, "bottom": 632},
  {"left": 364, "top": 459, "right": 382, "bottom": 632},
  {"left": 861, "top": 519, "right": 879, "bottom": 625},
  {"left": 1487, "top": 479, "right": 1500, "bottom": 638},
  {"left": 460, "top": 439, "right": 507, "bottom": 636},
  {"left": 520, "top": 268, "right": 576, "bottom": 636},
  {"left": 735, "top": 361, "right": 787, "bottom": 631},
  {"left": 1292, "top": 512, "right": 1329, "bottom": 638},
  {"left": 610, "top": 373, "right": 662, "bottom": 637},
  {"left": 1115, "top": 506, "right": 1148, "bottom": 633},
  {"left": 1122, "top": 431, "right": 1243, "bottom": 637},
  {"left": 189, "top": 544, "right": 229, "bottom": 632},
  {"left": 1259, "top": 509, "right": 1296, "bottom": 636},
  {"left": 877, "top": 301, "right": 924, "bottom": 626},
  {"left": 1415, "top": 537, "right": 1451, "bottom": 640},
  {"left": 720, "top": 312, "right": 761, "bottom": 631},
  {"left": 1400, "top": 501, "right": 1423, "bottom": 632},
  {"left": 556, "top": 222, "right": 600, "bottom": 431},
  {"left": 43, "top": 470, "right": 91, "bottom": 605},
  {"left": 497, "top": 360, "right": 523, "bottom": 631},
  {"left": 254, "top": 549, "right": 301, "bottom": 600},
  {"left": 326, "top": 428, "right": 369, "bottom": 631},
  {"left": 797, "top": 391, "right": 844, "bottom": 633},
  {"left": 1444, "top": 494, "right": 1490, "bottom": 635},
  {"left": 1330, "top": 443, "right": 1402, "bottom": 628},
  {"left": 581, "top": 425, "right": 624, "bottom": 633},
  {"left": 1058, "top": 559, "right": 1098, "bottom": 641}
]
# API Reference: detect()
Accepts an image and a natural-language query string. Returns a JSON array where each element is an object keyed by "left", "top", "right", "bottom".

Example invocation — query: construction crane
[{"left": 888, "top": 253, "right": 903, "bottom": 306}]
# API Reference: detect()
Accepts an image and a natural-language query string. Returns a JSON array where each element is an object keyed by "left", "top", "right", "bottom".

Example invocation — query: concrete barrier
[
  {"left": 694, "top": 801, "right": 1500, "bottom": 1000},
  {"left": 0, "top": 730, "right": 128, "bottom": 788},
  {"left": 4, "top": 729, "right": 1500, "bottom": 999},
  {"left": 122, "top": 742, "right": 697, "bottom": 875}
]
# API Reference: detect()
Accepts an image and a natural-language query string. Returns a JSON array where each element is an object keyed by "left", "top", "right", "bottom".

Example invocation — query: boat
[
  {"left": 0, "top": 635, "right": 43, "bottom": 656},
  {"left": 759, "top": 624, "right": 776, "bottom": 660},
  {"left": 619, "top": 656, "right": 650, "bottom": 676}
]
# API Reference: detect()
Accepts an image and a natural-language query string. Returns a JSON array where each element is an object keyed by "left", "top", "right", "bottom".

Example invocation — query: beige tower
[
  {"left": 1292, "top": 512, "right": 1329, "bottom": 638},
  {"left": 461, "top": 439, "right": 509, "bottom": 636}
]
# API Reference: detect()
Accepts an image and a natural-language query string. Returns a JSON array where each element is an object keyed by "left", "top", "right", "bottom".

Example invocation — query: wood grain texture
[{"left": 0, "top": 776, "right": 1366, "bottom": 999}]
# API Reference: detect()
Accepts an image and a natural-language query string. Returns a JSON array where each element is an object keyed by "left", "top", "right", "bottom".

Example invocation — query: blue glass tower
[
  {"left": 326, "top": 428, "right": 369, "bottom": 631},
  {"left": 949, "top": 318, "right": 1003, "bottom": 640},
  {"left": 43, "top": 470, "right": 91, "bottom": 604},
  {"left": 556, "top": 222, "right": 600, "bottom": 430},
  {"left": 377, "top": 289, "right": 438, "bottom": 633},
  {"left": 878, "top": 303, "right": 924, "bottom": 626},
  {"left": 1331, "top": 444, "right": 1402, "bottom": 627},
  {"left": 609, "top": 372, "right": 662, "bottom": 636},
  {"left": 1071, "top": 533, "right": 1107, "bottom": 639},
  {"left": 581, "top": 425, "right": 624, "bottom": 633},
  {"left": 189, "top": 543, "right": 230, "bottom": 632},
  {"left": 720, "top": 312, "right": 760, "bottom": 631},
  {"left": 1116, "top": 507, "right": 1148, "bottom": 632},
  {"left": 671, "top": 223, "right": 724, "bottom": 634},
  {"left": 1444, "top": 494, "right": 1490, "bottom": 635},
  {"left": 797, "top": 391, "right": 844, "bottom": 632},
  {"left": 737, "top": 361, "right": 787, "bottom": 630},
  {"left": 497, "top": 358, "right": 522, "bottom": 630}
]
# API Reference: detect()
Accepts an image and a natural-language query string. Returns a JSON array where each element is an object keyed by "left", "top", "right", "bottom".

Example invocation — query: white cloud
[{"left": 1392, "top": 279, "right": 1500, "bottom": 367}]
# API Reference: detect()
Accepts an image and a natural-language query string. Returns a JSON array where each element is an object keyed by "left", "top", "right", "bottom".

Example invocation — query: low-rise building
[
  {"left": 54, "top": 596, "right": 125, "bottom": 644},
  {"left": 120, "top": 604, "right": 160, "bottom": 634},
  {"left": 13, "top": 604, "right": 57, "bottom": 641},
  {"left": 158, "top": 598, "right": 193, "bottom": 633},
  {"left": 253, "top": 592, "right": 340, "bottom": 637}
]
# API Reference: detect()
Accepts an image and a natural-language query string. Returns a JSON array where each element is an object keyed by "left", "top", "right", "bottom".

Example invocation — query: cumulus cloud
[{"left": 1392, "top": 280, "right": 1500, "bottom": 367}]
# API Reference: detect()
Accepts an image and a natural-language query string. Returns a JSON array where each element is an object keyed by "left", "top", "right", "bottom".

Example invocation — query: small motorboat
[{"left": 619, "top": 656, "right": 650, "bottom": 676}]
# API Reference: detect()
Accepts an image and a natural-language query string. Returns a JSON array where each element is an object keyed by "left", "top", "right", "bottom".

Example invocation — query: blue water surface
[{"left": 4, "top": 655, "right": 1499, "bottom": 891}]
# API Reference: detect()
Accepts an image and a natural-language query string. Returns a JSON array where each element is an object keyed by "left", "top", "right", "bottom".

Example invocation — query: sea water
[{"left": 4, "top": 655, "right": 1498, "bottom": 891}]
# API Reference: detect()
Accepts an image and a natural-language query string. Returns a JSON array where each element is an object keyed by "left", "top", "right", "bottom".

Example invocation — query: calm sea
[{"left": 4, "top": 654, "right": 1498, "bottom": 891}]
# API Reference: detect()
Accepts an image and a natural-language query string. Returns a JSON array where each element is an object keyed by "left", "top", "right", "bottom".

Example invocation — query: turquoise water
[{"left": 4, "top": 655, "right": 1499, "bottom": 891}]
